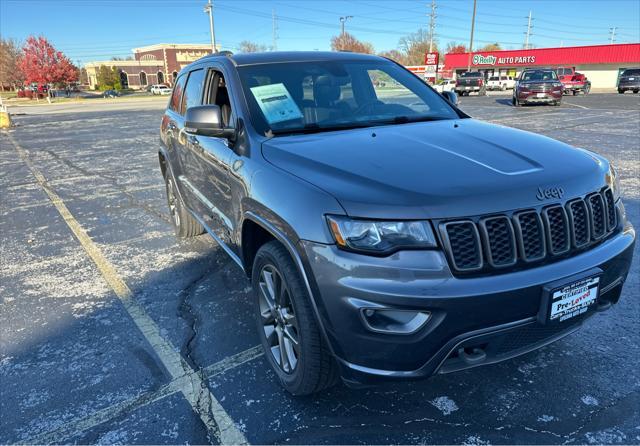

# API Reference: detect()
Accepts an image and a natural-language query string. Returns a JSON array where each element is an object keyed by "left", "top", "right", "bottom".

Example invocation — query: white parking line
[
  {"left": 563, "top": 102, "right": 590, "bottom": 109},
  {"left": 6, "top": 132, "right": 248, "bottom": 445},
  {"left": 20, "top": 346, "right": 264, "bottom": 445}
]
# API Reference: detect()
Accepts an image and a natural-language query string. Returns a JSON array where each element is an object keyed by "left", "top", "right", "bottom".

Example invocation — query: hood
[{"left": 261, "top": 119, "right": 609, "bottom": 219}]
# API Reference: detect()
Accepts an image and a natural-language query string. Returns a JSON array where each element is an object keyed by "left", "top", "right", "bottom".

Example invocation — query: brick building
[{"left": 85, "top": 43, "right": 213, "bottom": 90}]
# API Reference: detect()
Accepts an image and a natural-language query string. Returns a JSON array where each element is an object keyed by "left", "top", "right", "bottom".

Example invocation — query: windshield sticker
[{"left": 250, "top": 83, "right": 303, "bottom": 124}]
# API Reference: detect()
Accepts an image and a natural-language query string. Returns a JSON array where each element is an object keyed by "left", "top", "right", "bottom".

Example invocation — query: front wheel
[
  {"left": 634, "top": 90, "right": 639, "bottom": 94},
  {"left": 512, "top": 95, "right": 520, "bottom": 107},
  {"left": 253, "top": 241, "right": 339, "bottom": 395}
]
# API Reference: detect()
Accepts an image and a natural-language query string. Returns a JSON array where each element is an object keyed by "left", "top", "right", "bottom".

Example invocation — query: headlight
[
  {"left": 326, "top": 216, "right": 437, "bottom": 254},
  {"left": 607, "top": 164, "right": 621, "bottom": 199}
]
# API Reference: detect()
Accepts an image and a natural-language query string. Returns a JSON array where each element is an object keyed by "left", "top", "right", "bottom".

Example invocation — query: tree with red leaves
[{"left": 19, "top": 36, "right": 78, "bottom": 87}]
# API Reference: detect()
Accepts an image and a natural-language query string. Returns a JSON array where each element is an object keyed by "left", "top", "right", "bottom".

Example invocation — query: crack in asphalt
[
  {"left": 42, "top": 149, "right": 171, "bottom": 225},
  {"left": 177, "top": 270, "right": 219, "bottom": 445}
]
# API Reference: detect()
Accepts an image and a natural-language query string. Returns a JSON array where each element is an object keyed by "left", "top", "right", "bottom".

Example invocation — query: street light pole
[
  {"left": 340, "top": 16, "right": 353, "bottom": 36},
  {"left": 467, "top": 0, "right": 477, "bottom": 71},
  {"left": 204, "top": 0, "right": 216, "bottom": 53}
]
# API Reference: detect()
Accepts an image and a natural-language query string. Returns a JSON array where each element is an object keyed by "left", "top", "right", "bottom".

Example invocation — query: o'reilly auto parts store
[{"left": 444, "top": 43, "right": 640, "bottom": 89}]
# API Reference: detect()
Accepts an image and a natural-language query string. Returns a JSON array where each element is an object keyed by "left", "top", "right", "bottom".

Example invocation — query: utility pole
[
  {"left": 272, "top": 9, "right": 278, "bottom": 51},
  {"left": 204, "top": 0, "right": 216, "bottom": 53},
  {"left": 427, "top": 0, "right": 437, "bottom": 53},
  {"left": 609, "top": 27, "right": 617, "bottom": 44},
  {"left": 340, "top": 16, "right": 353, "bottom": 36},
  {"left": 466, "top": 0, "right": 477, "bottom": 72},
  {"left": 524, "top": 10, "right": 532, "bottom": 49}
]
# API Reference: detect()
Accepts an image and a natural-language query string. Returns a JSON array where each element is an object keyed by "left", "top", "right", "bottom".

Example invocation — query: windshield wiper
[
  {"left": 389, "top": 115, "right": 449, "bottom": 124},
  {"left": 270, "top": 122, "right": 374, "bottom": 136}
]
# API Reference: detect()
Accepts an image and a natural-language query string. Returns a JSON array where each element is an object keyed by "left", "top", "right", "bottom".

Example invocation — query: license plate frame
[{"left": 538, "top": 268, "right": 603, "bottom": 325}]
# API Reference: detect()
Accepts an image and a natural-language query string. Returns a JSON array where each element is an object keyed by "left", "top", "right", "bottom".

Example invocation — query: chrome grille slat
[{"left": 440, "top": 188, "right": 617, "bottom": 274}]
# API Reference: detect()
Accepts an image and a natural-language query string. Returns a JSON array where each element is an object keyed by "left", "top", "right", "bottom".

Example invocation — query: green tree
[{"left": 96, "top": 65, "right": 120, "bottom": 90}]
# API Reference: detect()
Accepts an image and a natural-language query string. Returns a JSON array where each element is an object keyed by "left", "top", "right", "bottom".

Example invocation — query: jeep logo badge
[{"left": 536, "top": 186, "right": 564, "bottom": 201}]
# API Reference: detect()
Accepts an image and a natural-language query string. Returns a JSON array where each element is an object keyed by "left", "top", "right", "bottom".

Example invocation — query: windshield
[
  {"left": 460, "top": 72, "right": 482, "bottom": 77},
  {"left": 622, "top": 69, "right": 640, "bottom": 76},
  {"left": 489, "top": 76, "right": 499, "bottom": 81},
  {"left": 237, "top": 59, "right": 460, "bottom": 135},
  {"left": 521, "top": 70, "right": 558, "bottom": 81}
]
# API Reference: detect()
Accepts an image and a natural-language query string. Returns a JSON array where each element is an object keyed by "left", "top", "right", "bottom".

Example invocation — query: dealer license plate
[
  {"left": 536, "top": 93, "right": 546, "bottom": 98},
  {"left": 465, "top": 86, "right": 471, "bottom": 90},
  {"left": 549, "top": 277, "right": 599, "bottom": 323}
]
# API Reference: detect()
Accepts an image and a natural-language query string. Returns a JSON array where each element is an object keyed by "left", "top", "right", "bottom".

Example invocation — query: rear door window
[{"left": 169, "top": 74, "right": 187, "bottom": 114}]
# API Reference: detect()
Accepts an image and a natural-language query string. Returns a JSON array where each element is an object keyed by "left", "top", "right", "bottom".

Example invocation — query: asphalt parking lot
[{"left": 1, "top": 92, "right": 639, "bottom": 444}]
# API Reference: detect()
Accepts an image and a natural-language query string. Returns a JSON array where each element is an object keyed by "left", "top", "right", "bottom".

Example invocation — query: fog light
[{"left": 361, "top": 308, "right": 430, "bottom": 335}]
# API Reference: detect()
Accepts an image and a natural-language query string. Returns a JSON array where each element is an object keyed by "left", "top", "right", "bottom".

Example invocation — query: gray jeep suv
[{"left": 159, "top": 52, "right": 635, "bottom": 395}]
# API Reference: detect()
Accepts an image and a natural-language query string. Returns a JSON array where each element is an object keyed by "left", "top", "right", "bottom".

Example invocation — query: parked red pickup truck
[{"left": 555, "top": 67, "right": 591, "bottom": 95}]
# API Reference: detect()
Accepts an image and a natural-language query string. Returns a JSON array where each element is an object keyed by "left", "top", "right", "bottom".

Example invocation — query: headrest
[{"left": 313, "top": 75, "right": 341, "bottom": 107}]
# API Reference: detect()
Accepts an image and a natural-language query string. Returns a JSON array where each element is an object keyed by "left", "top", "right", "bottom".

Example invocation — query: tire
[
  {"left": 618, "top": 89, "right": 624, "bottom": 94},
  {"left": 583, "top": 84, "right": 590, "bottom": 94},
  {"left": 163, "top": 171, "right": 204, "bottom": 238},
  {"left": 512, "top": 95, "right": 520, "bottom": 107},
  {"left": 572, "top": 90, "right": 577, "bottom": 96},
  {"left": 634, "top": 90, "right": 639, "bottom": 94},
  {"left": 501, "top": 84, "right": 507, "bottom": 91},
  {"left": 252, "top": 241, "right": 339, "bottom": 395},
  {"left": 553, "top": 100, "right": 561, "bottom": 106}
]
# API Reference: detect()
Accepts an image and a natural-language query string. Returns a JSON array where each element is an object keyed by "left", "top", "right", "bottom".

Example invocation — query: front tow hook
[{"left": 458, "top": 347, "right": 487, "bottom": 365}]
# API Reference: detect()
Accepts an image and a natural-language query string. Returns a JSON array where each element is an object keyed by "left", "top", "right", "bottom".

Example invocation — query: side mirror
[
  {"left": 441, "top": 90, "right": 459, "bottom": 106},
  {"left": 184, "top": 105, "right": 235, "bottom": 139}
]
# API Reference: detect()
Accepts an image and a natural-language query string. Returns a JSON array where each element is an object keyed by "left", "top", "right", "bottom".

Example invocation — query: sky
[{"left": 1, "top": 0, "right": 639, "bottom": 65}]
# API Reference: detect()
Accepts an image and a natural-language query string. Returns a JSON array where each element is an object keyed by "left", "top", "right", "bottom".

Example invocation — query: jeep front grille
[{"left": 439, "top": 188, "right": 618, "bottom": 274}]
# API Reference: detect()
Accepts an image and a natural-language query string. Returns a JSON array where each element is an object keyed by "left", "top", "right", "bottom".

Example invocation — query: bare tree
[
  {"left": 330, "top": 32, "right": 374, "bottom": 54},
  {"left": 398, "top": 29, "right": 437, "bottom": 66},
  {"left": 0, "top": 38, "right": 24, "bottom": 90},
  {"left": 477, "top": 42, "right": 502, "bottom": 52},
  {"left": 446, "top": 42, "right": 468, "bottom": 54},
  {"left": 378, "top": 49, "right": 408, "bottom": 65},
  {"left": 238, "top": 41, "right": 268, "bottom": 53}
]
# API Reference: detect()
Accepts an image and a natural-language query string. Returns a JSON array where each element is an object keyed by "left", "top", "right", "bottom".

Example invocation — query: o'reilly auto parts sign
[{"left": 473, "top": 54, "right": 536, "bottom": 66}]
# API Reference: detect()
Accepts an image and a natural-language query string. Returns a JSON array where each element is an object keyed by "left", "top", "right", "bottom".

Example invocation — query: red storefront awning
[{"left": 444, "top": 43, "right": 640, "bottom": 70}]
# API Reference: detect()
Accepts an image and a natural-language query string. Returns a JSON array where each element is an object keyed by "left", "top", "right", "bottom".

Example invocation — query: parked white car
[
  {"left": 487, "top": 75, "right": 515, "bottom": 91},
  {"left": 433, "top": 79, "right": 456, "bottom": 93},
  {"left": 151, "top": 84, "right": 172, "bottom": 95}
]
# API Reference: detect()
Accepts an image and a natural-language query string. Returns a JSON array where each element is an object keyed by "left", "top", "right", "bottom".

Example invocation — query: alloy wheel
[{"left": 258, "top": 264, "right": 300, "bottom": 373}]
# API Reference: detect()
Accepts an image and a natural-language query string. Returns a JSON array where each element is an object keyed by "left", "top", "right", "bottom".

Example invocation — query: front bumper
[
  {"left": 299, "top": 222, "right": 635, "bottom": 385},
  {"left": 519, "top": 90, "right": 563, "bottom": 103}
]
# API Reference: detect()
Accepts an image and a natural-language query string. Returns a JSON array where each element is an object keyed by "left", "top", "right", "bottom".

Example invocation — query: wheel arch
[{"left": 240, "top": 210, "right": 339, "bottom": 359}]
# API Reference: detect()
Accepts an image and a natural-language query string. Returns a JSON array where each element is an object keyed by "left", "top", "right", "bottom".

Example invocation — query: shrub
[{"left": 17, "top": 90, "right": 25, "bottom": 98}]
